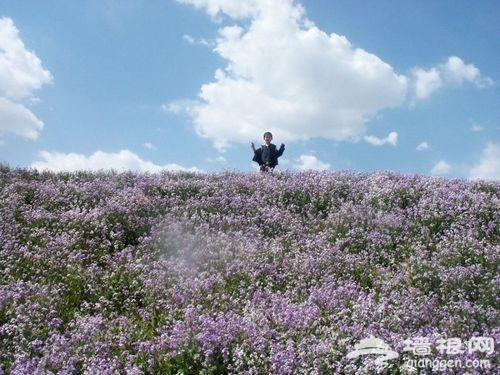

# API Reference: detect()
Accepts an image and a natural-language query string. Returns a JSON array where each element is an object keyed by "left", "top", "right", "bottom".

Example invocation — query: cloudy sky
[{"left": 1, "top": 0, "right": 499, "bottom": 179}]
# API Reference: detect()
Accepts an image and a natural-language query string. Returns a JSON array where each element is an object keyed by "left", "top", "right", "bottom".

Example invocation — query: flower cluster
[{"left": 0, "top": 167, "right": 498, "bottom": 374}]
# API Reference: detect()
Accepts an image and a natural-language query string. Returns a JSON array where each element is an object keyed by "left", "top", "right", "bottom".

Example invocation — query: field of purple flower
[{"left": 0, "top": 166, "right": 498, "bottom": 374}]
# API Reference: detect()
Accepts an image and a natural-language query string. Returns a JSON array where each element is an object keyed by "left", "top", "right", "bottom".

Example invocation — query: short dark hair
[{"left": 263, "top": 132, "right": 273, "bottom": 138}]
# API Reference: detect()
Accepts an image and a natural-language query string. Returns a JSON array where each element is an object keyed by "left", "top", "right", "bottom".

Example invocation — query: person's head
[{"left": 263, "top": 132, "right": 273, "bottom": 145}]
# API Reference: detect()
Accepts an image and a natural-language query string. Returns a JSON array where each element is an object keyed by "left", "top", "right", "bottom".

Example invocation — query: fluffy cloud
[
  {"left": 142, "top": 142, "right": 156, "bottom": 150},
  {"left": 416, "top": 141, "right": 430, "bottom": 151},
  {"left": 294, "top": 154, "right": 330, "bottom": 171},
  {"left": 177, "top": 0, "right": 273, "bottom": 20},
  {"left": 31, "top": 149, "right": 201, "bottom": 173},
  {"left": 173, "top": 0, "right": 407, "bottom": 150},
  {"left": 0, "top": 17, "right": 52, "bottom": 140},
  {"left": 364, "top": 131, "right": 398, "bottom": 146},
  {"left": 412, "top": 67, "right": 443, "bottom": 100},
  {"left": 0, "top": 97, "right": 44, "bottom": 140},
  {"left": 443, "top": 56, "right": 493, "bottom": 87},
  {"left": 411, "top": 56, "right": 492, "bottom": 102},
  {"left": 469, "top": 142, "right": 500, "bottom": 181},
  {"left": 430, "top": 160, "right": 452, "bottom": 176},
  {"left": 172, "top": 1, "right": 493, "bottom": 156}
]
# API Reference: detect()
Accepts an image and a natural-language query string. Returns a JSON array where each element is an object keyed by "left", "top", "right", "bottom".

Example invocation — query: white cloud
[
  {"left": 416, "top": 141, "right": 430, "bottom": 151},
  {"left": 0, "top": 17, "right": 52, "bottom": 141},
  {"left": 0, "top": 17, "right": 53, "bottom": 100},
  {"left": 364, "top": 131, "right": 398, "bottom": 146},
  {"left": 294, "top": 154, "right": 330, "bottom": 171},
  {"left": 162, "top": 99, "right": 198, "bottom": 115},
  {"left": 469, "top": 142, "right": 500, "bottom": 181},
  {"left": 0, "top": 97, "right": 44, "bottom": 140},
  {"left": 142, "top": 142, "right": 156, "bottom": 150},
  {"left": 30, "top": 149, "right": 201, "bottom": 173},
  {"left": 182, "top": 34, "right": 212, "bottom": 46},
  {"left": 412, "top": 67, "right": 443, "bottom": 100},
  {"left": 182, "top": 34, "right": 196, "bottom": 44},
  {"left": 430, "top": 160, "right": 452, "bottom": 176},
  {"left": 177, "top": 0, "right": 269, "bottom": 20},
  {"left": 442, "top": 56, "right": 494, "bottom": 87},
  {"left": 207, "top": 155, "right": 227, "bottom": 163},
  {"left": 173, "top": 0, "right": 407, "bottom": 151},
  {"left": 173, "top": 1, "right": 493, "bottom": 152},
  {"left": 411, "top": 56, "right": 493, "bottom": 102}
]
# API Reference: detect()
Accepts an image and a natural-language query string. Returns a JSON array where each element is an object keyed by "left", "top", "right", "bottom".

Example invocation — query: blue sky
[{"left": 1, "top": 0, "right": 499, "bottom": 179}]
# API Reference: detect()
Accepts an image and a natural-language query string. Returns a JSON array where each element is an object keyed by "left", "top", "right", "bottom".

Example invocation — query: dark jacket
[{"left": 253, "top": 143, "right": 285, "bottom": 168}]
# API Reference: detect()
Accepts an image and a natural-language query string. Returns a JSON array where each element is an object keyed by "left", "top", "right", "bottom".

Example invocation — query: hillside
[{"left": 0, "top": 167, "right": 498, "bottom": 374}]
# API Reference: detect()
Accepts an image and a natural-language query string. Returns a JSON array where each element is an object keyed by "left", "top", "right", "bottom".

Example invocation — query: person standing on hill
[{"left": 251, "top": 131, "right": 285, "bottom": 172}]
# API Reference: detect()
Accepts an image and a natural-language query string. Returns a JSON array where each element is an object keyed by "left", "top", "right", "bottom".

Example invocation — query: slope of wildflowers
[{"left": 0, "top": 166, "right": 498, "bottom": 374}]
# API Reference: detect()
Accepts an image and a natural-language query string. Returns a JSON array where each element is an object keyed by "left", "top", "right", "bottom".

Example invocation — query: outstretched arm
[{"left": 277, "top": 143, "right": 285, "bottom": 157}]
